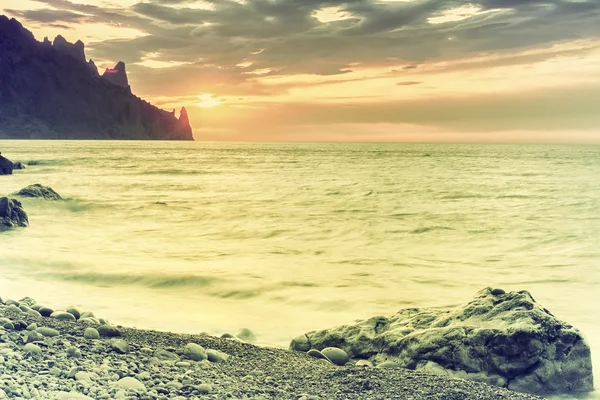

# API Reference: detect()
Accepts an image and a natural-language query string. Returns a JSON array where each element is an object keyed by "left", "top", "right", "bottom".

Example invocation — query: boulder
[
  {"left": 0, "top": 197, "right": 29, "bottom": 229},
  {"left": 16, "top": 184, "right": 62, "bottom": 200},
  {"left": 0, "top": 156, "right": 13, "bottom": 175},
  {"left": 290, "top": 288, "right": 593, "bottom": 396},
  {"left": 12, "top": 161, "right": 25, "bottom": 170}
]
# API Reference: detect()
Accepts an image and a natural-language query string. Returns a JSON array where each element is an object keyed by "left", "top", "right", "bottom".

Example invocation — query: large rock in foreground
[
  {"left": 16, "top": 184, "right": 62, "bottom": 200},
  {"left": 0, "top": 197, "right": 28, "bottom": 229},
  {"left": 0, "top": 155, "right": 13, "bottom": 175},
  {"left": 290, "top": 288, "right": 593, "bottom": 396}
]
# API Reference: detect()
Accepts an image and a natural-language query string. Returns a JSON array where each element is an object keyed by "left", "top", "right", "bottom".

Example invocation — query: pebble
[
  {"left": 50, "top": 311, "right": 77, "bottom": 321},
  {"left": 154, "top": 349, "right": 179, "bottom": 361},
  {"left": 25, "top": 331, "right": 44, "bottom": 343},
  {"left": 23, "top": 343, "right": 41, "bottom": 355},
  {"left": 355, "top": 360, "right": 374, "bottom": 367},
  {"left": 197, "top": 383, "right": 212, "bottom": 394},
  {"left": 114, "top": 377, "right": 146, "bottom": 392},
  {"left": 111, "top": 339, "right": 129, "bottom": 354},
  {"left": 207, "top": 349, "right": 230, "bottom": 363},
  {"left": 36, "top": 327, "right": 60, "bottom": 337}
]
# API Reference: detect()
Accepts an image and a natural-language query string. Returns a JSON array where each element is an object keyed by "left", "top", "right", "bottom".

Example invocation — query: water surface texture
[{"left": 1, "top": 141, "right": 599, "bottom": 391}]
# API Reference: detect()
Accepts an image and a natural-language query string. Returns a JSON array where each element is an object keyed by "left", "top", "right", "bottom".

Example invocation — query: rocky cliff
[{"left": 0, "top": 16, "right": 194, "bottom": 140}]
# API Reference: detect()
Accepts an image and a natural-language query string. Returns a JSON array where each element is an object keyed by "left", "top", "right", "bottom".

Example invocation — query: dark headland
[{"left": 0, "top": 16, "right": 194, "bottom": 140}]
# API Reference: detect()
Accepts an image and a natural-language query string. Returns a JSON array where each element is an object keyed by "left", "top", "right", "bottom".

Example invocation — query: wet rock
[
  {"left": 0, "top": 197, "right": 28, "bottom": 229},
  {"left": 38, "top": 307, "right": 54, "bottom": 317},
  {"left": 290, "top": 334, "right": 311, "bottom": 352},
  {"left": 0, "top": 156, "right": 13, "bottom": 175},
  {"left": 16, "top": 184, "right": 62, "bottom": 200},
  {"left": 292, "top": 287, "right": 594, "bottom": 396},
  {"left": 12, "top": 162, "right": 25, "bottom": 170},
  {"left": 321, "top": 347, "right": 349, "bottom": 366},
  {"left": 235, "top": 328, "right": 257, "bottom": 342},
  {"left": 66, "top": 306, "right": 80, "bottom": 319}
]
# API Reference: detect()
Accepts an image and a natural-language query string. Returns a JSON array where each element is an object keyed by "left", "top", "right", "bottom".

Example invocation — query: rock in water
[
  {"left": 0, "top": 156, "right": 13, "bottom": 174},
  {"left": 12, "top": 161, "right": 25, "bottom": 170},
  {"left": 0, "top": 197, "right": 29, "bottom": 229},
  {"left": 16, "top": 184, "right": 62, "bottom": 200},
  {"left": 290, "top": 287, "right": 594, "bottom": 396}
]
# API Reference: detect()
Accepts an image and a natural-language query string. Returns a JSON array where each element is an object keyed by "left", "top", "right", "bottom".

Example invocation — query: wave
[
  {"left": 45, "top": 271, "right": 219, "bottom": 289},
  {"left": 137, "top": 169, "right": 212, "bottom": 175},
  {"left": 411, "top": 226, "right": 455, "bottom": 234}
]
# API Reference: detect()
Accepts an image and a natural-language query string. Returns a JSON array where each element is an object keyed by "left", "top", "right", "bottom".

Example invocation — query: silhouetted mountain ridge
[{"left": 0, "top": 16, "right": 194, "bottom": 140}]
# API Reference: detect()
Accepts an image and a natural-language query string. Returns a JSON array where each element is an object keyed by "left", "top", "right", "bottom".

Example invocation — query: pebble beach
[{"left": 0, "top": 296, "right": 546, "bottom": 400}]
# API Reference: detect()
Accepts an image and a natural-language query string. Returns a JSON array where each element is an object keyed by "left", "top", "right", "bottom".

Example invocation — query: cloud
[{"left": 3, "top": 0, "right": 600, "bottom": 139}]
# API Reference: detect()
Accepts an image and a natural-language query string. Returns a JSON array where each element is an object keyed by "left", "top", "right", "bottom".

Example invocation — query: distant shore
[{"left": 0, "top": 295, "right": 543, "bottom": 400}]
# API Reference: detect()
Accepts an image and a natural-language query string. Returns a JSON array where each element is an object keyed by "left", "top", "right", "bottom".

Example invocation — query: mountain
[{"left": 0, "top": 16, "right": 194, "bottom": 140}]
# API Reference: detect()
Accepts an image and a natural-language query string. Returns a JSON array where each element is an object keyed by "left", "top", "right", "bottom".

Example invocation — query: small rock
[
  {"left": 290, "top": 334, "right": 311, "bottom": 352},
  {"left": 36, "top": 327, "right": 60, "bottom": 337},
  {"left": 66, "top": 307, "right": 81, "bottom": 320},
  {"left": 183, "top": 343, "right": 207, "bottom": 361},
  {"left": 110, "top": 339, "right": 129, "bottom": 354},
  {"left": 26, "top": 331, "right": 44, "bottom": 343},
  {"left": 23, "top": 343, "right": 42, "bottom": 355},
  {"left": 50, "top": 311, "right": 76, "bottom": 321},
  {"left": 207, "top": 349, "right": 229, "bottom": 363},
  {"left": 491, "top": 288, "right": 506, "bottom": 295},
  {"left": 235, "top": 328, "right": 257, "bottom": 342},
  {"left": 307, "top": 349, "right": 328, "bottom": 361},
  {"left": 114, "top": 377, "right": 146, "bottom": 392},
  {"left": 97, "top": 325, "right": 120, "bottom": 337},
  {"left": 38, "top": 307, "right": 54, "bottom": 317},
  {"left": 321, "top": 347, "right": 350, "bottom": 366},
  {"left": 83, "top": 327, "right": 99, "bottom": 339},
  {"left": 197, "top": 384, "right": 212, "bottom": 394},
  {"left": 355, "top": 360, "right": 374, "bottom": 367},
  {"left": 153, "top": 349, "right": 179, "bottom": 362},
  {"left": 66, "top": 347, "right": 81, "bottom": 358}
]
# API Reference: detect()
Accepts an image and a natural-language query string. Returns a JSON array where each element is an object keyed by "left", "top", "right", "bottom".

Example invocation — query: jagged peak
[
  {"left": 102, "top": 61, "right": 129, "bottom": 88},
  {"left": 179, "top": 107, "right": 189, "bottom": 122},
  {"left": 52, "top": 34, "right": 86, "bottom": 62}
]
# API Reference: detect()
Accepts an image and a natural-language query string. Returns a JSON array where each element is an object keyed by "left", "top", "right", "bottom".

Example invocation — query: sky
[{"left": 2, "top": 0, "right": 600, "bottom": 142}]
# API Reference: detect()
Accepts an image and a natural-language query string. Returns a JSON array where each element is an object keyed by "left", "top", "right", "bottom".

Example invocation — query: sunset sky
[{"left": 3, "top": 0, "right": 600, "bottom": 142}]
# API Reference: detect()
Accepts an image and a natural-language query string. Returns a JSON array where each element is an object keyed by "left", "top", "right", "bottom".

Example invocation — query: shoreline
[{"left": 0, "top": 295, "right": 545, "bottom": 400}]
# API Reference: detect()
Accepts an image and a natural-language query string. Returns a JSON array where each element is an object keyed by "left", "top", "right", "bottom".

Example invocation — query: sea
[{"left": 1, "top": 140, "right": 599, "bottom": 397}]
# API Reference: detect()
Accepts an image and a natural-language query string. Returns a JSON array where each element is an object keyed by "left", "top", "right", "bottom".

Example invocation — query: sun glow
[{"left": 196, "top": 94, "right": 221, "bottom": 108}]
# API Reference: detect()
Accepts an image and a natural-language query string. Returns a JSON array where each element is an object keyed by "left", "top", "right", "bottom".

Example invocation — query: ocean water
[{"left": 1, "top": 140, "right": 599, "bottom": 395}]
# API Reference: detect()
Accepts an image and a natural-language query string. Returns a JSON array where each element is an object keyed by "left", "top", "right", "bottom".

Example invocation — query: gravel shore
[{"left": 0, "top": 298, "right": 545, "bottom": 400}]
